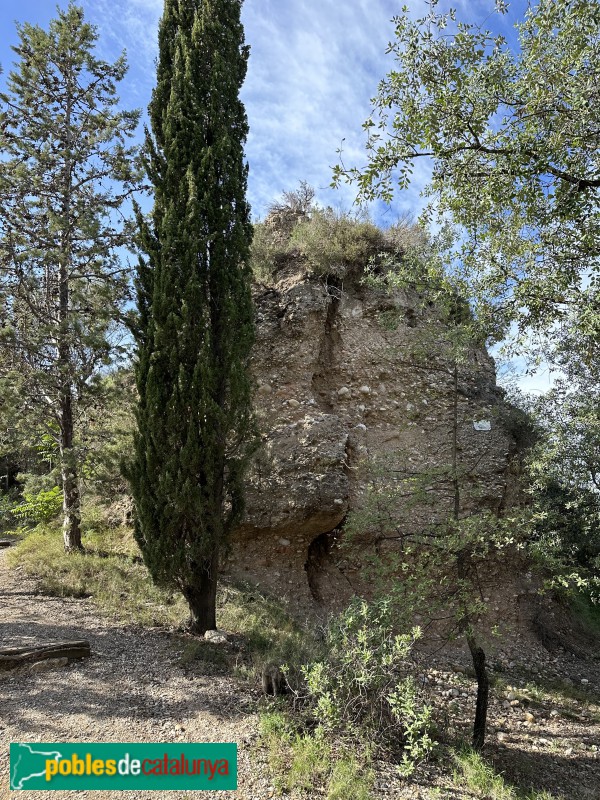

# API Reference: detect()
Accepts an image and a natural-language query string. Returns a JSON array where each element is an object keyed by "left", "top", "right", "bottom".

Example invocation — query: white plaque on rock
[{"left": 473, "top": 420, "right": 492, "bottom": 431}]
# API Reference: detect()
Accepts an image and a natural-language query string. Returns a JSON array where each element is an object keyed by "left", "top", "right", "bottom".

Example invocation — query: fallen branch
[{"left": 0, "top": 640, "right": 91, "bottom": 671}]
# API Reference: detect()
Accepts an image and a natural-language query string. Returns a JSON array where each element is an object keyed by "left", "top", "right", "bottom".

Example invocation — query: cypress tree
[{"left": 128, "top": 0, "right": 255, "bottom": 633}]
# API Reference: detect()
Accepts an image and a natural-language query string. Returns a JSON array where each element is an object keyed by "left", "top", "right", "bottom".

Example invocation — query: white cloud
[
  {"left": 240, "top": 0, "right": 430, "bottom": 218},
  {"left": 81, "top": 0, "right": 432, "bottom": 222}
]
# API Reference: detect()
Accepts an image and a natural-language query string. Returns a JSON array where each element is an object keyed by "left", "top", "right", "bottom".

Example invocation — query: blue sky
[
  {"left": 0, "top": 0, "right": 551, "bottom": 391},
  {"left": 0, "top": 0, "right": 527, "bottom": 219}
]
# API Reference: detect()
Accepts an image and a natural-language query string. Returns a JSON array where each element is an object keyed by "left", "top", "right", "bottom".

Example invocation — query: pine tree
[
  {"left": 128, "top": 0, "right": 255, "bottom": 633},
  {"left": 0, "top": 4, "right": 140, "bottom": 551}
]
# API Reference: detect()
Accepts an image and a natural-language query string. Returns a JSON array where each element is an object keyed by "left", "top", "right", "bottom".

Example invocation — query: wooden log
[
  {"left": 0, "top": 539, "right": 14, "bottom": 548},
  {"left": 0, "top": 640, "right": 91, "bottom": 671}
]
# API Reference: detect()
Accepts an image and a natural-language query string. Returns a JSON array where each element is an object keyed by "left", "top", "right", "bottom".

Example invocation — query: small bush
[
  {"left": 249, "top": 221, "right": 291, "bottom": 283},
  {"left": 250, "top": 188, "right": 424, "bottom": 284},
  {"left": 301, "top": 598, "right": 434, "bottom": 774},
  {"left": 289, "top": 208, "right": 386, "bottom": 278},
  {"left": 12, "top": 486, "right": 63, "bottom": 523}
]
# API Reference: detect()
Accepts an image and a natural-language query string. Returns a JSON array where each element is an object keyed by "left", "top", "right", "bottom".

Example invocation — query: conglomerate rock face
[{"left": 226, "top": 270, "right": 520, "bottom": 618}]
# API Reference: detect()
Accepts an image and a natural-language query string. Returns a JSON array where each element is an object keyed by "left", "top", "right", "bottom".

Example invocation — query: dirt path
[{"left": 0, "top": 548, "right": 272, "bottom": 800}]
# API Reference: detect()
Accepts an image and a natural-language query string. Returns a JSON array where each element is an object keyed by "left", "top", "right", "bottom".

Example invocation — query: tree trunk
[
  {"left": 466, "top": 632, "right": 489, "bottom": 750},
  {"left": 58, "top": 81, "right": 81, "bottom": 554},
  {"left": 182, "top": 552, "right": 219, "bottom": 634},
  {"left": 60, "top": 391, "right": 82, "bottom": 552},
  {"left": 457, "top": 549, "right": 489, "bottom": 751},
  {"left": 451, "top": 362, "right": 489, "bottom": 749}
]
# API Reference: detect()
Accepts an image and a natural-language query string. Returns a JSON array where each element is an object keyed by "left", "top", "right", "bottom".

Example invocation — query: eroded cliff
[{"left": 227, "top": 268, "right": 520, "bottom": 617}]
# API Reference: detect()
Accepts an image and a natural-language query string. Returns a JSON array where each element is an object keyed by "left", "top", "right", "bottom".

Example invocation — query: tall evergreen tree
[
  {"left": 128, "top": 0, "right": 255, "bottom": 633},
  {"left": 0, "top": 4, "right": 140, "bottom": 551}
]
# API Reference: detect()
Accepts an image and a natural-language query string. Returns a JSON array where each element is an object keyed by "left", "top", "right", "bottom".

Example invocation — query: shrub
[
  {"left": 300, "top": 598, "right": 434, "bottom": 774},
  {"left": 249, "top": 221, "right": 290, "bottom": 283},
  {"left": 250, "top": 187, "right": 428, "bottom": 285},
  {"left": 289, "top": 208, "right": 386, "bottom": 278},
  {"left": 12, "top": 486, "right": 63, "bottom": 523}
]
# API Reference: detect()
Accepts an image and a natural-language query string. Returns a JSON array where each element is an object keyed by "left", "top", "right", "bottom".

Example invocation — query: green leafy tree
[
  {"left": 334, "top": 0, "right": 600, "bottom": 347},
  {"left": 0, "top": 4, "right": 140, "bottom": 550},
  {"left": 524, "top": 375, "right": 600, "bottom": 596},
  {"left": 128, "top": 0, "right": 255, "bottom": 633}
]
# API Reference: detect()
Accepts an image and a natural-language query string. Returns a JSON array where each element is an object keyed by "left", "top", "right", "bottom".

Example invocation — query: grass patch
[
  {"left": 217, "top": 583, "right": 322, "bottom": 684},
  {"left": 8, "top": 521, "right": 187, "bottom": 626},
  {"left": 177, "top": 639, "right": 230, "bottom": 674},
  {"left": 259, "top": 710, "right": 375, "bottom": 800},
  {"left": 453, "top": 749, "right": 561, "bottom": 800}
]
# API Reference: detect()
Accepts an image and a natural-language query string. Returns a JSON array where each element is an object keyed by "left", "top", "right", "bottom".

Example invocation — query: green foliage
[
  {"left": 334, "top": 0, "right": 600, "bottom": 347},
  {"left": 13, "top": 487, "right": 63, "bottom": 524},
  {"left": 249, "top": 185, "right": 427, "bottom": 285},
  {"left": 78, "top": 370, "right": 135, "bottom": 501},
  {"left": 259, "top": 713, "right": 375, "bottom": 800},
  {"left": 249, "top": 221, "right": 290, "bottom": 283},
  {"left": 8, "top": 521, "right": 186, "bottom": 626},
  {"left": 519, "top": 381, "right": 600, "bottom": 598},
  {"left": 128, "top": 0, "right": 256, "bottom": 632},
  {"left": 301, "top": 598, "right": 434, "bottom": 773},
  {"left": 0, "top": 3, "right": 141, "bottom": 548},
  {"left": 453, "top": 749, "right": 560, "bottom": 800},
  {"left": 0, "top": 493, "right": 19, "bottom": 532},
  {"left": 289, "top": 207, "right": 386, "bottom": 278},
  {"left": 569, "top": 592, "right": 600, "bottom": 636},
  {"left": 8, "top": 515, "right": 320, "bottom": 676},
  {"left": 326, "top": 758, "right": 375, "bottom": 800},
  {"left": 217, "top": 583, "right": 321, "bottom": 683},
  {"left": 453, "top": 749, "right": 517, "bottom": 800}
]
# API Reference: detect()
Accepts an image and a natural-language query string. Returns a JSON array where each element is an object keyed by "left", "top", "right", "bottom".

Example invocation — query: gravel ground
[{"left": 0, "top": 548, "right": 273, "bottom": 800}]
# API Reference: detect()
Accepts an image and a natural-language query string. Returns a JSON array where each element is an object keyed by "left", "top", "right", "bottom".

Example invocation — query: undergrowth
[
  {"left": 570, "top": 592, "right": 600, "bottom": 635},
  {"left": 453, "top": 749, "right": 560, "bottom": 800},
  {"left": 8, "top": 519, "right": 184, "bottom": 627},
  {"left": 259, "top": 710, "right": 375, "bottom": 800}
]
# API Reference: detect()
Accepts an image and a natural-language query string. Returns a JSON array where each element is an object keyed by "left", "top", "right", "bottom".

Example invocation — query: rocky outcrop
[{"left": 226, "top": 271, "right": 519, "bottom": 618}]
